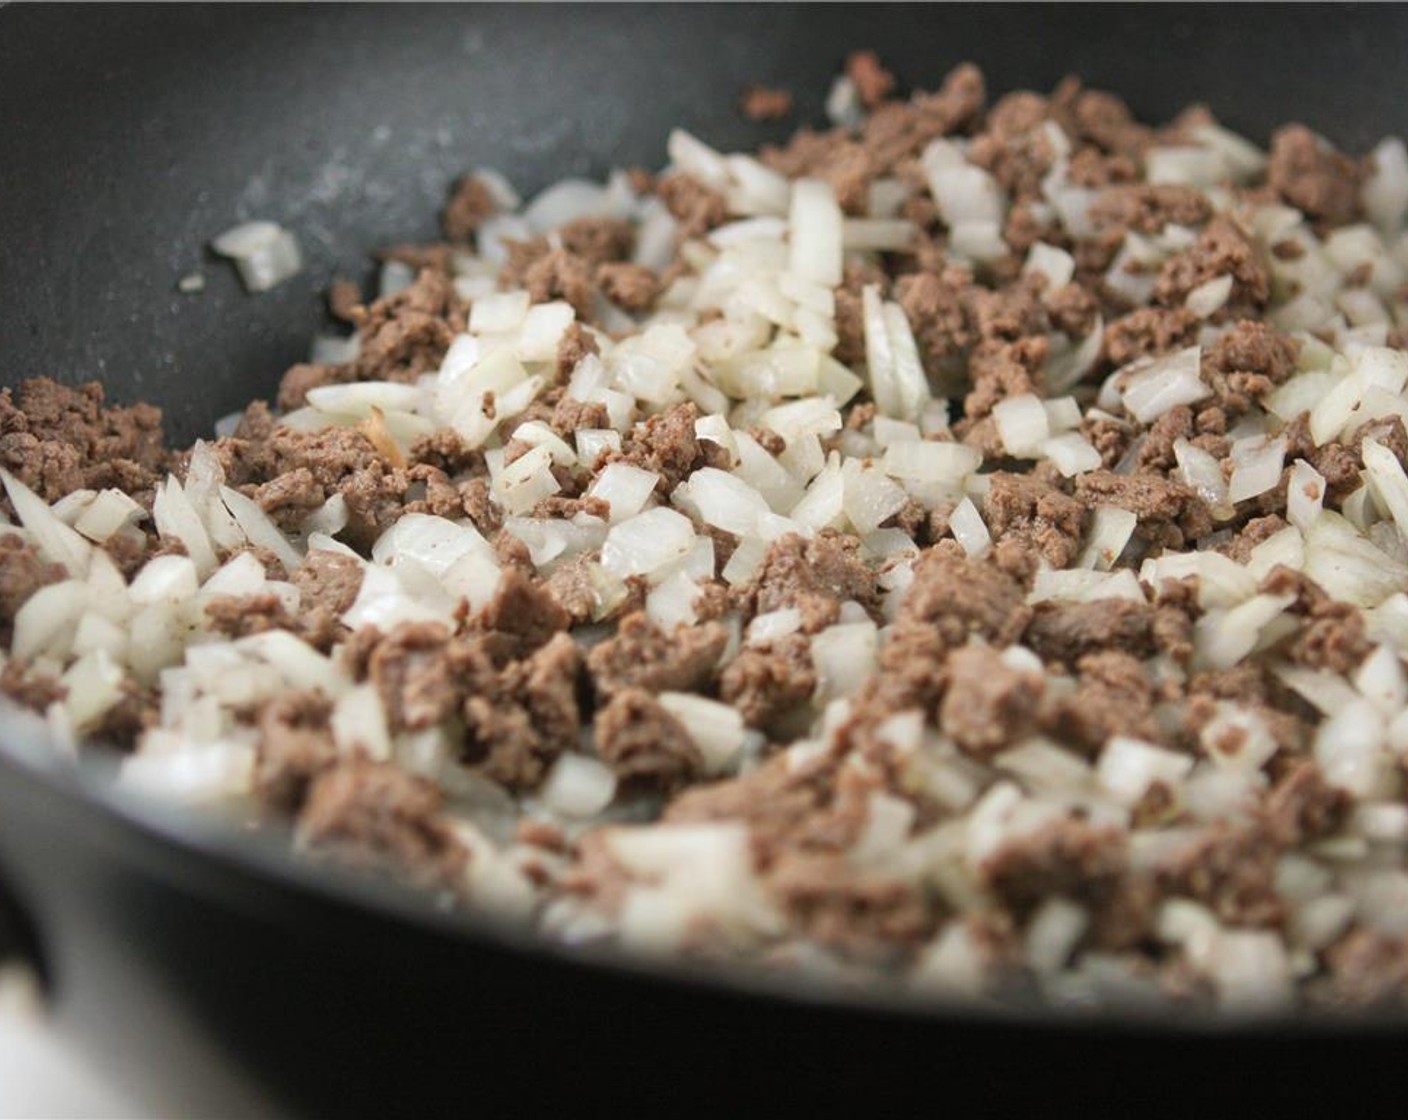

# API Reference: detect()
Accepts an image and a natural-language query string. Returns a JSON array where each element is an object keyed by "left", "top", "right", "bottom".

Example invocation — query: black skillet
[{"left": 3, "top": 4, "right": 1408, "bottom": 1115}]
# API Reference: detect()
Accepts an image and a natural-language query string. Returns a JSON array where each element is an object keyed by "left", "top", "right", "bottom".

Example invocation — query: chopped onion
[
  {"left": 788, "top": 179, "right": 844, "bottom": 287},
  {"left": 1023, "top": 243, "right": 1076, "bottom": 289},
  {"left": 1364, "top": 137, "right": 1408, "bottom": 232},
  {"left": 1185, "top": 274, "right": 1233, "bottom": 318},
  {"left": 1227, "top": 436, "right": 1287, "bottom": 505},
  {"left": 676, "top": 467, "right": 769, "bottom": 536},
  {"left": 1, "top": 469, "right": 92, "bottom": 576},
  {"left": 1040, "top": 432, "right": 1102, "bottom": 477},
  {"left": 587, "top": 462, "right": 659, "bottom": 523},
  {"left": 211, "top": 220, "right": 303, "bottom": 292},
  {"left": 540, "top": 753, "right": 618, "bottom": 817},
  {"left": 1119, "top": 346, "right": 1207, "bottom": 422},
  {"left": 219, "top": 486, "right": 302, "bottom": 573},
  {"left": 1078, "top": 507, "right": 1138, "bottom": 570},
  {"left": 658, "top": 693, "right": 746, "bottom": 775},
  {"left": 881, "top": 440, "right": 980, "bottom": 483},
  {"left": 992, "top": 394, "right": 1051, "bottom": 458},
  {"left": 601, "top": 507, "right": 696, "bottom": 579}
]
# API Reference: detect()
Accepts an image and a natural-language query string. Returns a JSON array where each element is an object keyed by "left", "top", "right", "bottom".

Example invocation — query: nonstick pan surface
[{"left": 4, "top": 4, "right": 1408, "bottom": 1115}]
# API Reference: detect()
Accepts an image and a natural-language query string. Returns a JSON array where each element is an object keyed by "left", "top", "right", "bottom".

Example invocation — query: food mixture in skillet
[{"left": 7, "top": 53, "right": 1408, "bottom": 1012}]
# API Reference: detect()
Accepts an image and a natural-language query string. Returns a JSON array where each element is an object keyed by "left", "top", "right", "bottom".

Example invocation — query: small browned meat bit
[
  {"left": 1263, "top": 761, "right": 1348, "bottom": 846},
  {"left": 327, "top": 279, "right": 364, "bottom": 324},
  {"left": 656, "top": 173, "right": 728, "bottom": 240},
  {"left": 596, "top": 261, "right": 660, "bottom": 313},
  {"left": 1025, "top": 598, "right": 1157, "bottom": 666},
  {"left": 982, "top": 817, "right": 1129, "bottom": 920},
  {"left": 1158, "top": 824, "right": 1284, "bottom": 927},
  {"left": 254, "top": 691, "right": 338, "bottom": 813},
  {"left": 720, "top": 634, "right": 816, "bottom": 732},
  {"left": 1267, "top": 123, "right": 1363, "bottom": 229},
  {"left": 1074, "top": 470, "right": 1212, "bottom": 549},
  {"left": 744, "top": 531, "right": 879, "bottom": 632},
  {"left": 587, "top": 613, "right": 729, "bottom": 698},
  {"left": 938, "top": 643, "right": 1043, "bottom": 758},
  {"left": 1153, "top": 215, "right": 1270, "bottom": 317},
  {"left": 1041, "top": 650, "right": 1164, "bottom": 754},
  {"left": 739, "top": 83, "right": 794, "bottom": 122},
  {"left": 441, "top": 174, "right": 497, "bottom": 242},
  {"left": 594, "top": 687, "right": 703, "bottom": 789},
  {"left": 362, "top": 621, "right": 493, "bottom": 732},
  {"left": 766, "top": 852, "right": 931, "bottom": 956},
  {"left": 982, "top": 472, "right": 1089, "bottom": 567},
  {"left": 845, "top": 49, "right": 897, "bottom": 108},
  {"left": 524, "top": 249, "right": 594, "bottom": 319},
  {"left": 297, "top": 759, "right": 468, "bottom": 892},
  {"left": 464, "top": 632, "right": 583, "bottom": 789},
  {"left": 1103, "top": 307, "right": 1201, "bottom": 367},
  {"left": 0, "top": 379, "right": 167, "bottom": 504},
  {"left": 1089, "top": 183, "right": 1213, "bottom": 235}
]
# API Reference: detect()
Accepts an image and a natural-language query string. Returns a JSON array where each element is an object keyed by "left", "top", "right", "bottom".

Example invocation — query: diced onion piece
[
  {"left": 1185, "top": 274, "right": 1233, "bottom": 318},
  {"left": 1097, "top": 736, "right": 1195, "bottom": 806},
  {"left": 121, "top": 742, "right": 255, "bottom": 803},
  {"left": 948, "top": 496, "right": 990, "bottom": 558},
  {"left": 575, "top": 428, "right": 622, "bottom": 466},
  {"left": 541, "top": 753, "right": 618, "bottom": 817},
  {"left": 810, "top": 621, "right": 878, "bottom": 702},
  {"left": 840, "top": 459, "right": 908, "bottom": 536},
  {"left": 666, "top": 129, "right": 731, "bottom": 190},
  {"left": 1023, "top": 243, "right": 1076, "bottom": 289},
  {"left": 1079, "top": 507, "right": 1138, "bottom": 570},
  {"left": 922, "top": 140, "right": 1005, "bottom": 226},
  {"left": 1046, "top": 316, "right": 1104, "bottom": 393},
  {"left": 154, "top": 477, "right": 218, "bottom": 577},
  {"left": 1174, "top": 438, "right": 1232, "bottom": 516},
  {"left": 610, "top": 324, "right": 696, "bottom": 404},
  {"left": 1, "top": 469, "right": 93, "bottom": 577},
  {"left": 601, "top": 507, "right": 696, "bottom": 579},
  {"left": 509, "top": 420, "right": 576, "bottom": 467},
  {"left": 992, "top": 394, "right": 1051, "bottom": 457},
  {"left": 788, "top": 178, "right": 844, "bottom": 287},
  {"left": 523, "top": 178, "right": 611, "bottom": 233},
  {"left": 305, "top": 381, "right": 422, "bottom": 418},
  {"left": 1195, "top": 593, "right": 1297, "bottom": 669},
  {"left": 676, "top": 467, "right": 770, "bottom": 537},
  {"left": 1227, "top": 436, "right": 1287, "bottom": 505},
  {"left": 1119, "top": 346, "right": 1207, "bottom": 422},
  {"left": 842, "top": 219, "right": 916, "bottom": 252},
  {"left": 469, "top": 290, "right": 530, "bottom": 334},
  {"left": 658, "top": 693, "right": 747, "bottom": 775},
  {"left": 517, "top": 302, "right": 576, "bottom": 363},
  {"left": 1364, "top": 137, "right": 1408, "bottom": 233},
  {"left": 1363, "top": 437, "right": 1408, "bottom": 546},
  {"left": 1040, "top": 432, "right": 1102, "bottom": 477},
  {"left": 211, "top": 220, "right": 303, "bottom": 292},
  {"left": 371, "top": 514, "right": 490, "bottom": 578},
  {"left": 789, "top": 454, "right": 845, "bottom": 531},
  {"left": 589, "top": 462, "right": 660, "bottom": 523},
  {"left": 331, "top": 683, "right": 392, "bottom": 761},
  {"left": 73, "top": 489, "right": 145, "bottom": 543},
  {"left": 496, "top": 445, "right": 560, "bottom": 516},
  {"left": 219, "top": 486, "right": 302, "bottom": 573},
  {"left": 1146, "top": 146, "right": 1224, "bottom": 188},
  {"left": 881, "top": 440, "right": 981, "bottom": 483}
]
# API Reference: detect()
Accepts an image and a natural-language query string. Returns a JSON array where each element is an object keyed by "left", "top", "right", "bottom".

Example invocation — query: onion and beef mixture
[{"left": 9, "top": 55, "right": 1408, "bottom": 1013}]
